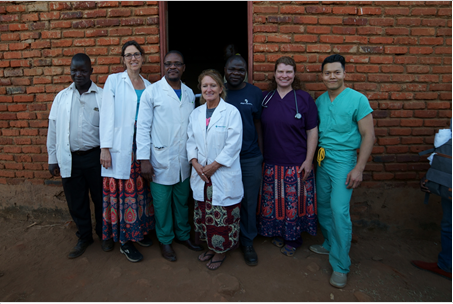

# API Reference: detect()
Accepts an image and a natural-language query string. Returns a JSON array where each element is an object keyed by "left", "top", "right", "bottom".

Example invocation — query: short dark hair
[
  {"left": 164, "top": 50, "right": 185, "bottom": 64},
  {"left": 71, "top": 53, "right": 91, "bottom": 67},
  {"left": 225, "top": 55, "right": 247, "bottom": 68},
  {"left": 322, "top": 54, "right": 345, "bottom": 71},
  {"left": 121, "top": 40, "right": 145, "bottom": 57}
]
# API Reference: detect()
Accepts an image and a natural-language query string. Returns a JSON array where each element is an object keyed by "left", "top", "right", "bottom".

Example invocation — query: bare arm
[
  {"left": 298, "top": 126, "right": 318, "bottom": 181},
  {"left": 254, "top": 119, "right": 263, "bottom": 155},
  {"left": 346, "top": 114, "right": 375, "bottom": 189}
]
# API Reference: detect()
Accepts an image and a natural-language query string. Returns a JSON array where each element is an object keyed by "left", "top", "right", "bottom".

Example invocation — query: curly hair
[
  {"left": 197, "top": 69, "right": 227, "bottom": 105},
  {"left": 269, "top": 56, "right": 301, "bottom": 91}
]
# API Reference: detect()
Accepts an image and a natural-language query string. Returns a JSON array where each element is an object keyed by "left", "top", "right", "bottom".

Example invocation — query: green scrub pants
[
  {"left": 316, "top": 149, "right": 356, "bottom": 274},
  {"left": 151, "top": 177, "right": 191, "bottom": 245}
]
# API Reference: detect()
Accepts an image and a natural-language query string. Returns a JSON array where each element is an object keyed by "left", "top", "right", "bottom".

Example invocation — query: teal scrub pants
[
  {"left": 316, "top": 149, "right": 356, "bottom": 274},
  {"left": 151, "top": 177, "right": 191, "bottom": 245}
]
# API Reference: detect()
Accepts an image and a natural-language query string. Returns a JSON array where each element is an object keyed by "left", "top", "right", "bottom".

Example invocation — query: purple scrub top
[{"left": 261, "top": 89, "right": 318, "bottom": 166}]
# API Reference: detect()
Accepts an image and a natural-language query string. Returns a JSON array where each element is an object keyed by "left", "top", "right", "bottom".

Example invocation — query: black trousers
[{"left": 61, "top": 148, "right": 103, "bottom": 242}]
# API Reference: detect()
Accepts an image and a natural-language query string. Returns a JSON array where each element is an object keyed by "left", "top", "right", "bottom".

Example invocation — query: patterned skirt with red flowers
[
  {"left": 194, "top": 181, "right": 241, "bottom": 254},
  {"left": 257, "top": 163, "right": 317, "bottom": 241},
  {"left": 102, "top": 136, "right": 154, "bottom": 244}
]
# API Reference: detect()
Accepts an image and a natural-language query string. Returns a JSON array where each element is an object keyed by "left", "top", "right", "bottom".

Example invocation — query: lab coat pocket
[
  {"left": 221, "top": 168, "right": 243, "bottom": 200},
  {"left": 110, "top": 127, "right": 121, "bottom": 153},
  {"left": 152, "top": 145, "right": 169, "bottom": 169},
  {"left": 214, "top": 127, "right": 227, "bottom": 149}
]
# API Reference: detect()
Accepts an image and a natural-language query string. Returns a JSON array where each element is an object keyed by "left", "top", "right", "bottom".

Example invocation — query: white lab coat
[
  {"left": 136, "top": 76, "right": 195, "bottom": 185},
  {"left": 187, "top": 99, "right": 244, "bottom": 207},
  {"left": 47, "top": 82, "right": 103, "bottom": 178},
  {"left": 99, "top": 70, "right": 151, "bottom": 179}
]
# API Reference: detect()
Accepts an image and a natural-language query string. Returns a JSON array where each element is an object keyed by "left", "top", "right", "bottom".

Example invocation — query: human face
[
  {"left": 164, "top": 53, "right": 185, "bottom": 82},
  {"left": 275, "top": 63, "right": 295, "bottom": 90},
  {"left": 201, "top": 75, "right": 222, "bottom": 104},
  {"left": 322, "top": 62, "right": 346, "bottom": 91},
  {"left": 225, "top": 59, "right": 246, "bottom": 88},
  {"left": 123, "top": 45, "right": 143, "bottom": 72},
  {"left": 70, "top": 59, "right": 92, "bottom": 89}
]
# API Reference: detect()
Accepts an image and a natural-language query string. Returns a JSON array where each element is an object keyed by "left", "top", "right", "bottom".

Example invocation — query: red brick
[
  {"left": 438, "top": 28, "right": 452, "bottom": 36},
  {"left": 333, "top": 7, "right": 357, "bottom": 15},
  {"left": 389, "top": 128, "right": 412, "bottom": 136},
  {"left": 430, "top": 84, "right": 452, "bottom": 91},
  {"left": 400, "top": 119, "right": 423, "bottom": 127},
  {"left": 20, "top": 32, "right": 40, "bottom": 40},
  {"left": 51, "top": 40, "right": 73, "bottom": 48},
  {"left": 73, "top": 1, "right": 96, "bottom": 9},
  {"left": 49, "top": 2, "right": 72, "bottom": 10},
  {"left": 411, "top": 128, "right": 434, "bottom": 136},
  {"left": 254, "top": 25, "right": 278, "bottom": 33},
  {"left": 61, "top": 12, "right": 83, "bottom": 19},
  {"left": 41, "top": 31, "right": 61, "bottom": 39},
  {"left": 319, "top": 17, "right": 343, "bottom": 25},
  {"left": 414, "top": 93, "right": 438, "bottom": 100},
  {"left": 96, "top": 19, "right": 120, "bottom": 27},
  {"left": 306, "top": 26, "right": 331, "bottom": 34},
  {"left": 380, "top": 84, "right": 402, "bottom": 92},
  {"left": 333, "top": 45, "right": 357, "bottom": 53},
  {"left": 435, "top": 47, "right": 452, "bottom": 54},
  {"left": 390, "top": 110, "right": 413, "bottom": 118},
  {"left": 439, "top": 110, "right": 452, "bottom": 118},
  {"left": 109, "top": 8, "right": 131, "bottom": 17},
  {"left": 280, "top": 6, "right": 305, "bottom": 14},
  {"left": 394, "top": 37, "right": 418, "bottom": 45},
  {"left": 40, "top": 12, "right": 60, "bottom": 20},
  {"left": 405, "top": 84, "right": 428, "bottom": 92},
  {"left": 97, "top": 57, "right": 121, "bottom": 65},
  {"left": 279, "top": 25, "right": 304, "bottom": 33},
  {"left": 98, "top": 1, "right": 119, "bottom": 7},
  {"left": 22, "top": 13, "right": 39, "bottom": 22},
  {"left": 50, "top": 21, "right": 72, "bottom": 29},
  {"left": 391, "top": 93, "right": 414, "bottom": 100},
  {"left": 72, "top": 20, "right": 95, "bottom": 29},
  {"left": 369, "top": 18, "right": 394, "bottom": 26},
  {"left": 121, "top": 18, "right": 145, "bottom": 26},
  {"left": 369, "top": 56, "right": 392, "bottom": 64},
  {"left": 414, "top": 110, "right": 438, "bottom": 118},
  {"left": 439, "top": 93, "right": 452, "bottom": 101},
  {"left": 332, "top": 26, "right": 356, "bottom": 35},
  {"left": 305, "top": 6, "right": 332, "bottom": 14},
  {"left": 409, "top": 47, "right": 433, "bottom": 55},
  {"left": 385, "top": 8, "right": 410, "bottom": 15},
  {"left": 373, "top": 173, "right": 394, "bottom": 180},
  {"left": 396, "top": 18, "right": 421, "bottom": 26},
  {"left": 293, "top": 16, "right": 318, "bottom": 24},
  {"left": 122, "top": 1, "right": 145, "bottom": 6},
  {"left": 358, "top": 27, "right": 383, "bottom": 35},
  {"left": 358, "top": 7, "right": 382, "bottom": 15},
  {"left": 307, "top": 45, "right": 331, "bottom": 53},
  {"left": 343, "top": 17, "right": 368, "bottom": 25},
  {"left": 0, "top": 15, "right": 19, "bottom": 23},
  {"left": 407, "top": 65, "right": 430, "bottom": 74},
  {"left": 86, "top": 47, "right": 109, "bottom": 56},
  {"left": 438, "top": 8, "right": 452, "bottom": 16},
  {"left": 412, "top": 8, "right": 437, "bottom": 16},
  {"left": 73, "top": 39, "right": 95, "bottom": 47},
  {"left": 387, "top": 146, "right": 410, "bottom": 154},
  {"left": 385, "top": 28, "right": 410, "bottom": 36},
  {"left": 422, "top": 19, "right": 446, "bottom": 27},
  {"left": 411, "top": 28, "right": 435, "bottom": 36},
  {"left": 267, "top": 16, "right": 292, "bottom": 23},
  {"left": 267, "top": 35, "right": 292, "bottom": 43},
  {"left": 320, "top": 35, "right": 344, "bottom": 43},
  {"left": 345, "top": 36, "right": 368, "bottom": 44},
  {"left": 254, "top": 6, "right": 278, "bottom": 13},
  {"left": 11, "top": 78, "right": 31, "bottom": 86},
  {"left": 424, "top": 119, "right": 451, "bottom": 127},
  {"left": 111, "top": 28, "right": 134, "bottom": 36}
]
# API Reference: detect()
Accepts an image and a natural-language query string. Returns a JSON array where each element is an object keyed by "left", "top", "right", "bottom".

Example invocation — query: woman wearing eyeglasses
[
  {"left": 257, "top": 56, "right": 319, "bottom": 257},
  {"left": 99, "top": 40, "right": 154, "bottom": 263}
]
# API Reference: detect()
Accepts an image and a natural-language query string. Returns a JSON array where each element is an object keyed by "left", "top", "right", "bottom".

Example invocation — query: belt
[{"left": 72, "top": 147, "right": 99, "bottom": 156}]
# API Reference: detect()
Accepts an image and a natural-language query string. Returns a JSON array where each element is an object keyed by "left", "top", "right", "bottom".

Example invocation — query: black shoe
[
  {"left": 241, "top": 245, "right": 258, "bottom": 266},
  {"left": 120, "top": 242, "right": 143, "bottom": 263},
  {"left": 68, "top": 239, "right": 94, "bottom": 259},
  {"left": 101, "top": 238, "right": 114, "bottom": 252},
  {"left": 136, "top": 235, "right": 153, "bottom": 247}
]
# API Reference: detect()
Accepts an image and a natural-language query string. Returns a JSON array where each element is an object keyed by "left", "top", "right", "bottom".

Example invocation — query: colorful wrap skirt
[
  {"left": 257, "top": 163, "right": 317, "bottom": 241},
  {"left": 102, "top": 131, "right": 155, "bottom": 244},
  {"left": 194, "top": 181, "right": 241, "bottom": 254}
]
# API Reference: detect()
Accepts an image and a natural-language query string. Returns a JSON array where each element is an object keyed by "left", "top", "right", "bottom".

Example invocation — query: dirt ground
[{"left": 0, "top": 210, "right": 451, "bottom": 302}]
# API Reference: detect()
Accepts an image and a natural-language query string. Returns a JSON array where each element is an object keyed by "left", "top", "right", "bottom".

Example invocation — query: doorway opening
[{"left": 167, "top": 1, "right": 248, "bottom": 94}]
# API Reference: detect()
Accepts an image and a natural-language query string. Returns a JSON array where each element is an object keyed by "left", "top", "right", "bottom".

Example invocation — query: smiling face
[
  {"left": 322, "top": 62, "right": 346, "bottom": 91},
  {"left": 225, "top": 58, "right": 246, "bottom": 88},
  {"left": 275, "top": 63, "right": 295, "bottom": 90},
  {"left": 70, "top": 58, "right": 92, "bottom": 89},
  {"left": 164, "top": 52, "right": 185, "bottom": 82},
  {"left": 201, "top": 75, "right": 222, "bottom": 104},
  {"left": 123, "top": 45, "right": 143, "bottom": 72}
]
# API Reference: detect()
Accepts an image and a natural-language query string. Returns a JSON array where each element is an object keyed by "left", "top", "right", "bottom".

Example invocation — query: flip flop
[
  {"left": 206, "top": 256, "right": 227, "bottom": 270},
  {"left": 198, "top": 251, "right": 215, "bottom": 262},
  {"left": 272, "top": 237, "right": 285, "bottom": 248},
  {"left": 280, "top": 244, "right": 296, "bottom": 257}
]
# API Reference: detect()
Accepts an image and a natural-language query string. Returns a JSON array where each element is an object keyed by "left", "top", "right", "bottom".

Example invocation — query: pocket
[
  {"left": 85, "top": 107, "right": 100, "bottom": 127},
  {"left": 152, "top": 145, "right": 169, "bottom": 169},
  {"left": 214, "top": 128, "right": 227, "bottom": 149},
  {"left": 331, "top": 112, "right": 352, "bottom": 133},
  {"left": 220, "top": 168, "right": 242, "bottom": 199}
]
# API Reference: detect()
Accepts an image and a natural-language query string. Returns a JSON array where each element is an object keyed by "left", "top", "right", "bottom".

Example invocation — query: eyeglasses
[
  {"left": 164, "top": 62, "right": 184, "bottom": 68},
  {"left": 124, "top": 52, "right": 142, "bottom": 60}
]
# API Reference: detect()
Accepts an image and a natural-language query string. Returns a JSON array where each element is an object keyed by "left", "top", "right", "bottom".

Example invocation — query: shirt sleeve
[
  {"left": 355, "top": 94, "right": 373, "bottom": 122},
  {"left": 303, "top": 91, "right": 318, "bottom": 130}
]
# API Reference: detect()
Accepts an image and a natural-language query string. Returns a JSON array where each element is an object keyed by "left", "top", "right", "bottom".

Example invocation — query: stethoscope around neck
[{"left": 262, "top": 89, "right": 302, "bottom": 119}]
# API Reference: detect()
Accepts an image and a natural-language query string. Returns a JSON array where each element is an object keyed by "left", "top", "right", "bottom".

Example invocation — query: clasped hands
[{"left": 191, "top": 159, "right": 221, "bottom": 183}]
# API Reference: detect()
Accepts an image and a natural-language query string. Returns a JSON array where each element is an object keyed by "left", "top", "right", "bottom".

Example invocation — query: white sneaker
[
  {"left": 309, "top": 244, "right": 330, "bottom": 255},
  {"left": 330, "top": 271, "right": 347, "bottom": 288}
]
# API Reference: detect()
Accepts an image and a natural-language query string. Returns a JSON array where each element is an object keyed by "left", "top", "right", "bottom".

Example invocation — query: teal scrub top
[
  {"left": 316, "top": 87, "right": 373, "bottom": 151},
  {"left": 135, "top": 89, "right": 145, "bottom": 121}
]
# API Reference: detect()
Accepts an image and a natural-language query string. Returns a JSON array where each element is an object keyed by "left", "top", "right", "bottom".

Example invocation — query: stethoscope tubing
[{"left": 262, "top": 89, "right": 301, "bottom": 120}]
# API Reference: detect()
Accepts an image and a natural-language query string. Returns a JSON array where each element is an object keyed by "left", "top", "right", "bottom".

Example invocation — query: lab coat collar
[
  {"left": 161, "top": 76, "right": 186, "bottom": 103},
  {"left": 121, "top": 70, "right": 149, "bottom": 88},
  {"left": 207, "top": 98, "right": 227, "bottom": 132}
]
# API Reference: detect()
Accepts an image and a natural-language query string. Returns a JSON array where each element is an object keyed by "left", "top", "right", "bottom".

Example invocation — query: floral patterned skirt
[
  {"left": 257, "top": 163, "right": 317, "bottom": 241},
  {"left": 102, "top": 135, "right": 155, "bottom": 244},
  {"left": 194, "top": 181, "right": 241, "bottom": 253}
]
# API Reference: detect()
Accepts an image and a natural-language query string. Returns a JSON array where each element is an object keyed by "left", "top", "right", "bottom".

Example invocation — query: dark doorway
[{"left": 167, "top": 1, "right": 248, "bottom": 94}]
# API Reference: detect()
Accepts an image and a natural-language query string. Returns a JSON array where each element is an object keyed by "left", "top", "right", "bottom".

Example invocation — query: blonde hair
[{"left": 197, "top": 69, "right": 227, "bottom": 105}]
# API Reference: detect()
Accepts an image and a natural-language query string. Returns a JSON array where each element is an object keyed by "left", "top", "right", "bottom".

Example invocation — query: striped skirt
[{"left": 257, "top": 163, "right": 317, "bottom": 241}]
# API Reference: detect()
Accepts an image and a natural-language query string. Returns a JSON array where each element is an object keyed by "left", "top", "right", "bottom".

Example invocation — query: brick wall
[
  {"left": 0, "top": 1, "right": 451, "bottom": 188},
  {"left": 252, "top": 1, "right": 452, "bottom": 187},
  {"left": 0, "top": 1, "right": 161, "bottom": 186}
]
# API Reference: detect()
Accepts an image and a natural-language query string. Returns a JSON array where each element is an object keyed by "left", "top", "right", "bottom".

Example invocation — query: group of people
[{"left": 47, "top": 40, "right": 376, "bottom": 288}]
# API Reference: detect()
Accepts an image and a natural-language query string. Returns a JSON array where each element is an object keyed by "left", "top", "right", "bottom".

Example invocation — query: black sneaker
[
  {"left": 120, "top": 242, "right": 143, "bottom": 263},
  {"left": 136, "top": 235, "right": 153, "bottom": 247}
]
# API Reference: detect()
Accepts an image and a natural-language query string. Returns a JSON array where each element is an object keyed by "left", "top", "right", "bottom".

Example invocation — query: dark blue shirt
[{"left": 225, "top": 83, "right": 263, "bottom": 159}]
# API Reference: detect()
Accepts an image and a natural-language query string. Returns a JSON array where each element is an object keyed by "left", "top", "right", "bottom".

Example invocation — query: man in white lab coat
[
  {"left": 137, "top": 51, "right": 202, "bottom": 262},
  {"left": 47, "top": 54, "right": 112, "bottom": 259}
]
